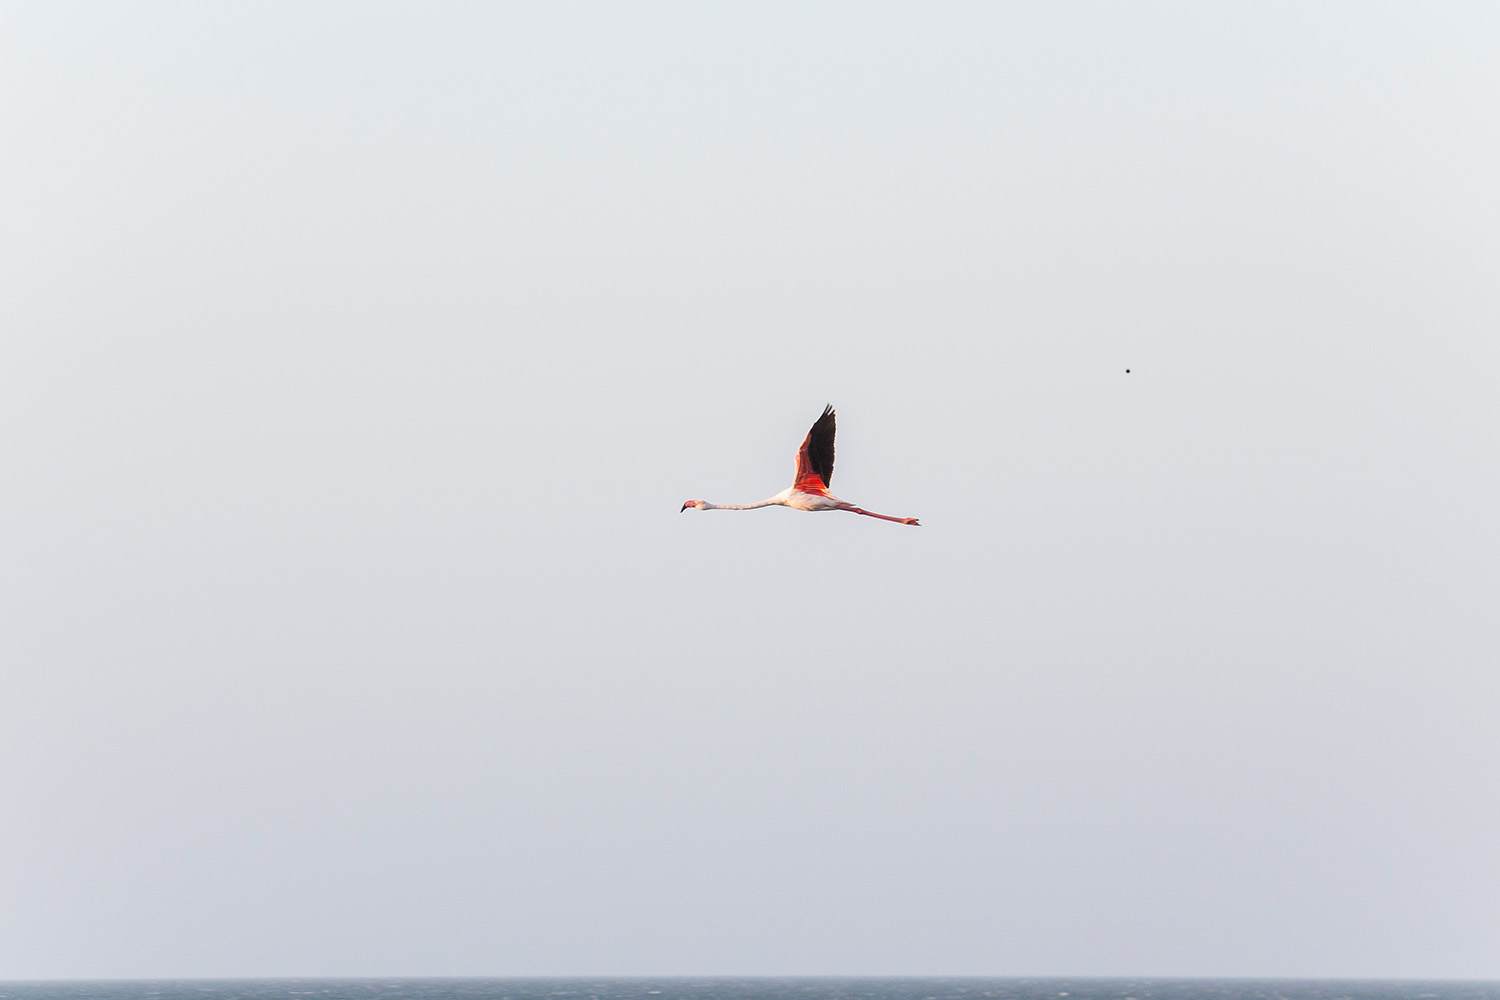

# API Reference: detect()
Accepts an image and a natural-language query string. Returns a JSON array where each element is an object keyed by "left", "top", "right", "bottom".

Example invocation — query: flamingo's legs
[{"left": 841, "top": 506, "right": 920, "bottom": 526}]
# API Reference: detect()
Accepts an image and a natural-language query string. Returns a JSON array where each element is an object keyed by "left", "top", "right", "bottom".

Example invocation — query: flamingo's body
[{"left": 681, "top": 405, "right": 920, "bottom": 526}]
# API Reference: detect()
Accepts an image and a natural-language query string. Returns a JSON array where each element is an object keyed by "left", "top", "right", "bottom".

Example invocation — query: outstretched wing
[{"left": 792, "top": 404, "right": 836, "bottom": 495}]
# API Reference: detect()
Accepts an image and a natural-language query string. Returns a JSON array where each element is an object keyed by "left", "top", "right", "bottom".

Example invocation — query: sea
[{"left": 0, "top": 980, "right": 1495, "bottom": 1000}]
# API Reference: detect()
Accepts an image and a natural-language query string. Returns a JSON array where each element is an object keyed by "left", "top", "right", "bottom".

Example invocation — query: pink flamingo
[{"left": 681, "top": 405, "right": 920, "bottom": 526}]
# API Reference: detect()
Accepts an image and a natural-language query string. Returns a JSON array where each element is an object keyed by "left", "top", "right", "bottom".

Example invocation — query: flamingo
[{"left": 680, "top": 405, "right": 920, "bottom": 525}]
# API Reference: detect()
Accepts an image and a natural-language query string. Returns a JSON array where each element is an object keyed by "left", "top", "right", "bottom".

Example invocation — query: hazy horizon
[{"left": 3, "top": 1, "right": 1497, "bottom": 982}]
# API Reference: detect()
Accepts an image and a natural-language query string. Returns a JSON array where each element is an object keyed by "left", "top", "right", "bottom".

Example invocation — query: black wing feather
[{"left": 807, "top": 404, "right": 836, "bottom": 487}]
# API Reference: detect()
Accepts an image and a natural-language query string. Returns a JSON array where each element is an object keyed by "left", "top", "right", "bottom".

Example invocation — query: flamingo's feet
[{"left": 903, "top": 518, "right": 920, "bottom": 525}]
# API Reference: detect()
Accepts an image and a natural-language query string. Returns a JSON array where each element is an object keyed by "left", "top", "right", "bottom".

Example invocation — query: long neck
[{"left": 704, "top": 497, "right": 781, "bottom": 511}]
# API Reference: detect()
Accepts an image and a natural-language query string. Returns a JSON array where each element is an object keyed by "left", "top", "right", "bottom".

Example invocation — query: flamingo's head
[{"left": 680, "top": 500, "right": 706, "bottom": 512}]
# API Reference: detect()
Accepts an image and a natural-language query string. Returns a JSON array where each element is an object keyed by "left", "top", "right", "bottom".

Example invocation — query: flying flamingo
[{"left": 681, "top": 405, "right": 920, "bottom": 525}]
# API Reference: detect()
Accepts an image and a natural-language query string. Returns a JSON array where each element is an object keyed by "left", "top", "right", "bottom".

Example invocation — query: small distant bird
[{"left": 681, "top": 405, "right": 920, "bottom": 525}]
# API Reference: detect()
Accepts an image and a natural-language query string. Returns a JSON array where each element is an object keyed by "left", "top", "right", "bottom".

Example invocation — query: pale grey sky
[{"left": 2, "top": 0, "right": 1497, "bottom": 981}]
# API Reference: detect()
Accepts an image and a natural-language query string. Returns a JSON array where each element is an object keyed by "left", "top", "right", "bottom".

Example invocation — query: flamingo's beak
[{"left": 680, "top": 502, "right": 689, "bottom": 512}]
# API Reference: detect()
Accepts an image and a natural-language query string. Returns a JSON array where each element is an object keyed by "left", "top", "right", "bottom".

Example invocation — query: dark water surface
[{"left": 1, "top": 981, "right": 1495, "bottom": 1000}]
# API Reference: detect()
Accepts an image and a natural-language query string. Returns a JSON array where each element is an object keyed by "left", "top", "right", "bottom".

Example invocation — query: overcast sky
[{"left": 3, "top": 0, "right": 1497, "bottom": 982}]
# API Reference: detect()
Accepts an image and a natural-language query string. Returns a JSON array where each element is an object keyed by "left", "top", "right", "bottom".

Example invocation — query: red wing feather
[{"left": 792, "top": 405, "right": 836, "bottom": 494}]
